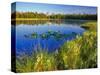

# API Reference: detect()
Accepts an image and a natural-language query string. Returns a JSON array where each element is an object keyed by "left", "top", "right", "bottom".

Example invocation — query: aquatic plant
[
  {"left": 24, "top": 32, "right": 38, "bottom": 39},
  {"left": 31, "top": 33, "right": 38, "bottom": 38},
  {"left": 24, "top": 31, "right": 78, "bottom": 41},
  {"left": 40, "top": 33, "right": 49, "bottom": 39}
]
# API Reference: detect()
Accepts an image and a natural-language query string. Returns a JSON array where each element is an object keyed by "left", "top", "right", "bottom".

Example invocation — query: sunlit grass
[
  {"left": 16, "top": 50, "right": 57, "bottom": 72},
  {"left": 59, "top": 31, "right": 97, "bottom": 69},
  {"left": 81, "top": 21, "right": 97, "bottom": 31}
]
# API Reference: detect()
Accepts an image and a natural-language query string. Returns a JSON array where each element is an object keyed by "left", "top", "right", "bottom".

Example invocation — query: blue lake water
[{"left": 12, "top": 21, "right": 86, "bottom": 55}]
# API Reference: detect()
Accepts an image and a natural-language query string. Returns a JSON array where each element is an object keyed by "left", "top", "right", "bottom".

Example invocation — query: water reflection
[{"left": 11, "top": 19, "right": 89, "bottom": 25}]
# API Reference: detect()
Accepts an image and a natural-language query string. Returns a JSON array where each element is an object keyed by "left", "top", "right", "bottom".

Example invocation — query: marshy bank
[{"left": 15, "top": 21, "right": 97, "bottom": 72}]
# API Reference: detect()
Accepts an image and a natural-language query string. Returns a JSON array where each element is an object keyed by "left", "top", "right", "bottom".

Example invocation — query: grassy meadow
[{"left": 15, "top": 21, "right": 97, "bottom": 72}]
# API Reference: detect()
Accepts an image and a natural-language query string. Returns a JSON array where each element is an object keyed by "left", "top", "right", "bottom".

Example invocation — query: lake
[{"left": 12, "top": 20, "right": 86, "bottom": 56}]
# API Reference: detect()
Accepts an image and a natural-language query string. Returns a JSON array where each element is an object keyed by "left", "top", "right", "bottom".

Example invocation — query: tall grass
[
  {"left": 16, "top": 50, "right": 57, "bottom": 72},
  {"left": 58, "top": 31, "right": 97, "bottom": 69},
  {"left": 16, "top": 21, "right": 97, "bottom": 72}
]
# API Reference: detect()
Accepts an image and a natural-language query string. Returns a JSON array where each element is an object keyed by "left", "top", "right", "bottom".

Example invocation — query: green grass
[
  {"left": 16, "top": 50, "right": 57, "bottom": 72},
  {"left": 16, "top": 21, "right": 97, "bottom": 72},
  {"left": 58, "top": 31, "right": 97, "bottom": 69},
  {"left": 81, "top": 21, "right": 97, "bottom": 31}
]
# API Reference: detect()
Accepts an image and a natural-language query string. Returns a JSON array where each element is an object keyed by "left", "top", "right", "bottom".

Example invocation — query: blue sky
[{"left": 13, "top": 2, "right": 97, "bottom": 15}]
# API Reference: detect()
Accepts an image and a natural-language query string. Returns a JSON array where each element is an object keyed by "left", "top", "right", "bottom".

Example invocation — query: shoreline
[
  {"left": 11, "top": 18, "right": 97, "bottom": 21},
  {"left": 11, "top": 18, "right": 64, "bottom": 21}
]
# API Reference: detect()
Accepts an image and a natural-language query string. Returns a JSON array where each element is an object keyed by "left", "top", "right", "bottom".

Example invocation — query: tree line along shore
[{"left": 11, "top": 12, "right": 97, "bottom": 20}]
